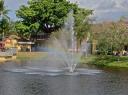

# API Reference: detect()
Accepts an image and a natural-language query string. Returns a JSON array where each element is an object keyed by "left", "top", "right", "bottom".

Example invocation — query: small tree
[
  {"left": 96, "top": 29, "right": 112, "bottom": 55},
  {"left": 110, "top": 23, "right": 128, "bottom": 52},
  {"left": 96, "top": 22, "right": 128, "bottom": 55},
  {"left": 74, "top": 9, "right": 93, "bottom": 50}
]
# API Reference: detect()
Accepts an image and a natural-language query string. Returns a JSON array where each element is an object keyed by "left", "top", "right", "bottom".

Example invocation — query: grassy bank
[
  {"left": 17, "top": 52, "right": 47, "bottom": 60},
  {"left": 82, "top": 55, "right": 128, "bottom": 68},
  {"left": 17, "top": 52, "right": 128, "bottom": 68}
]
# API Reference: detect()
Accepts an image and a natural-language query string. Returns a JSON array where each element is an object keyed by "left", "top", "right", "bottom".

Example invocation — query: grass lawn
[
  {"left": 82, "top": 55, "right": 128, "bottom": 68},
  {"left": 107, "top": 61, "right": 128, "bottom": 68},
  {"left": 16, "top": 52, "right": 128, "bottom": 68},
  {"left": 17, "top": 52, "right": 48, "bottom": 60}
]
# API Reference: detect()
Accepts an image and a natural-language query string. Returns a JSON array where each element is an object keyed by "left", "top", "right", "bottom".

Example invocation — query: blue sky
[
  {"left": 5, "top": 0, "right": 128, "bottom": 22},
  {"left": 5, "top": 0, "right": 27, "bottom": 20}
]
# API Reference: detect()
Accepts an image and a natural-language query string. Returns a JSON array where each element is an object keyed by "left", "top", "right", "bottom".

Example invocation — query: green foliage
[
  {"left": 15, "top": 22, "right": 30, "bottom": 39},
  {"left": 74, "top": 8, "right": 93, "bottom": 46},
  {"left": 94, "top": 56, "right": 119, "bottom": 65},
  {"left": 0, "top": 17, "right": 10, "bottom": 34},
  {"left": 0, "top": 0, "right": 9, "bottom": 18},
  {"left": 0, "top": 0, "right": 11, "bottom": 37},
  {"left": 0, "top": 0, "right": 4, "bottom": 13},
  {"left": 92, "top": 56, "right": 128, "bottom": 68},
  {"left": 16, "top": 0, "right": 77, "bottom": 40},
  {"left": 82, "top": 55, "right": 128, "bottom": 68},
  {"left": 96, "top": 29, "right": 112, "bottom": 55},
  {"left": 109, "top": 23, "right": 128, "bottom": 51},
  {"left": 96, "top": 22, "right": 128, "bottom": 55}
]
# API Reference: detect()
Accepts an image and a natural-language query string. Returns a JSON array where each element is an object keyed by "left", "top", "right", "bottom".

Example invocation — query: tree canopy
[
  {"left": 94, "top": 21, "right": 128, "bottom": 55},
  {"left": 16, "top": 0, "right": 78, "bottom": 40}
]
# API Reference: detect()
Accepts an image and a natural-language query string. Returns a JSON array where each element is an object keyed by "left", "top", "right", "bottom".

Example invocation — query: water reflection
[{"left": 0, "top": 62, "right": 128, "bottom": 95}]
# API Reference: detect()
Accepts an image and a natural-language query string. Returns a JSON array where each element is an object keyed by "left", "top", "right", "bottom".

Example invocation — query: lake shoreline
[{"left": 81, "top": 55, "right": 128, "bottom": 69}]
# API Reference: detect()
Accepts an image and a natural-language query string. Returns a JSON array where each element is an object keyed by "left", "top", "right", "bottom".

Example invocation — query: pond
[{"left": 0, "top": 61, "right": 128, "bottom": 95}]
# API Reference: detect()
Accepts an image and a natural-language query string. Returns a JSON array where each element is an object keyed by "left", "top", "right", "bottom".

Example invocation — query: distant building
[
  {"left": 17, "top": 41, "right": 34, "bottom": 52},
  {"left": 31, "top": 33, "right": 50, "bottom": 41}
]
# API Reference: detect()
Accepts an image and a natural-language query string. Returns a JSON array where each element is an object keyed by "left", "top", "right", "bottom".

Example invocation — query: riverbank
[
  {"left": 82, "top": 55, "right": 128, "bottom": 68},
  {"left": 0, "top": 56, "right": 16, "bottom": 63},
  {"left": 17, "top": 52, "right": 47, "bottom": 60},
  {"left": 2, "top": 52, "right": 128, "bottom": 69},
  {"left": 17, "top": 52, "right": 128, "bottom": 68}
]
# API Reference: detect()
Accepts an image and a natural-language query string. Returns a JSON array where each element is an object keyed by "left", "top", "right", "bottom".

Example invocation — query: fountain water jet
[
  {"left": 46, "top": 10, "right": 81, "bottom": 73},
  {"left": 4, "top": 10, "right": 102, "bottom": 76}
]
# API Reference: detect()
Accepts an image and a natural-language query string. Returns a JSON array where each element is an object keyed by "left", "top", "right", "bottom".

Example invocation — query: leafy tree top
[{"left": 16, "top": 0, "right": 77, "bottom": 34}]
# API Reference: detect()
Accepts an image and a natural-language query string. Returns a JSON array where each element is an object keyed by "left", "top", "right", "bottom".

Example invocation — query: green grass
[
  {"left": 82, "top": 55, "right": 128, "bottom": 68},
  {"left": 16, "top": 52, "right": 47, "bottom": 61},
  {"left": 16, "top": 52, "right": 128, "bottom": 68},
  {"left": 80, "top": 55, "right": 96, "bottom": 64},
  {"left": 107, "top": 61, "right": 128, "bottom": 68}
]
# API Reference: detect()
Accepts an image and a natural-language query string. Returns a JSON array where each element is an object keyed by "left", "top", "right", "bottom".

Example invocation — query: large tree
[{"left": 16, "top": 0, "right": 77, "bottom": 40}]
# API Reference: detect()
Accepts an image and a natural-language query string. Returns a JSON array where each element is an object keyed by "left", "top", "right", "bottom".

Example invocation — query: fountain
[
  {"left": 45, "top": 10, "right": 81, "bottom": 73},
  {"left": 4, "top": 10, "right": 101, "bottom": 76}
]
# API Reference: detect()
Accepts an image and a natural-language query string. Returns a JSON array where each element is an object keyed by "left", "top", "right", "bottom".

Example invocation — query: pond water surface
[{"left": 0, "top": 61, "right": 128, "bottom": 95}]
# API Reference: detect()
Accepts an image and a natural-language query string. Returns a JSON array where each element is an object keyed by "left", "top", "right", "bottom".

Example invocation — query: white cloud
[
  {"left": 4, "top": 0, "right": 128, "bottom": 21},
  {"left": 70, "top": 0, "right": 128, "bottom": 22},
  {"left": 96, "top": 0, "right": 116, "bottom": 10}
]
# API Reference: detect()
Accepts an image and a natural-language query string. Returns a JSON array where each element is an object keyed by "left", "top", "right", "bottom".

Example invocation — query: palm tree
[
  {"left": 0, "top": 0, "right": 9, "bottom": 17},
  {"left": 0, "top": 0, "right": 4, "bottom": 14},
  {"left": 0, "top": 0, "right": 10, "bottom": 39}
]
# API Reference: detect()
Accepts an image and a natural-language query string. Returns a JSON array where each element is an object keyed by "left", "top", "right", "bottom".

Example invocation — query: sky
[
  {"left": 4, "top": 0, "right": 128, "bottom": 22},
  {"left": 4, "top": 0, "right": 27, "bottom": 20}
]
